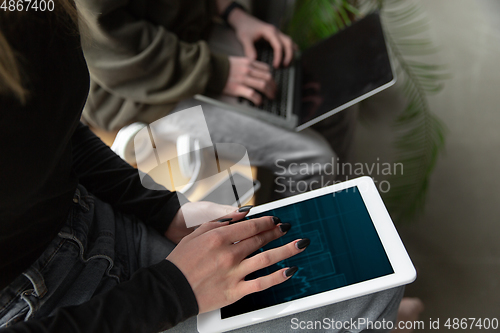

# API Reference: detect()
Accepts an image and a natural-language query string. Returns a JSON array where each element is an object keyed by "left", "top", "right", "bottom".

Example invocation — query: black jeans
[{"left": 0, "top": 184, "right": 175, "bottom": 328}]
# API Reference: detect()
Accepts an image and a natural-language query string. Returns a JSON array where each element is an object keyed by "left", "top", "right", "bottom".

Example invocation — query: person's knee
[
  {"left": 297, "top": 141, "right": 337, "bottom": 184},
  {"left": 299, "top": 130, "right": 336, "bottom": 162},
  {"left": 280, "top": 131, "right": 336, "bottom": 173},
  {"left": 370, "top": 286, "right": 406, "bottom": 324},
  {"left": 270, "top": 132, "right": 337, "bottom": 196}
]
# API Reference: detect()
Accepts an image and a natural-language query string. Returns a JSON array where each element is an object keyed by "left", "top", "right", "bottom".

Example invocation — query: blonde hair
[
  {"left": 0, "top": 1, "right": 78, "bottom": 104},
  {"left": 0, "top": 27, "right": 28, "bottom": 104}
]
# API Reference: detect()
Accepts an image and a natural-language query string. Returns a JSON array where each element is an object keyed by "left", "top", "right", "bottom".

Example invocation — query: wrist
[
  {"left": 222, "top": 2, "right": 247, "bottom": 28},
  {"left": 228, "top": 7, "right": 247, "bottom": 28}
]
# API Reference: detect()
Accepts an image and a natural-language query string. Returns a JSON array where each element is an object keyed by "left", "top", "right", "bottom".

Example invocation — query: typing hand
[
  {"left": 167, "top": 216, "right": 307, "bottom": 314},
  {"left": 227, "top": 8, "right": 294, "bottom": 68},
  {"left": 223, "top": 56, "right": 276, "bottom": 105}
]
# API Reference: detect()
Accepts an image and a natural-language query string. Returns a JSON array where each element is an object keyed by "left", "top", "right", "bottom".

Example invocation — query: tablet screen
[{"left": 221, "top": 187, "right": 394, "bottom": 319}]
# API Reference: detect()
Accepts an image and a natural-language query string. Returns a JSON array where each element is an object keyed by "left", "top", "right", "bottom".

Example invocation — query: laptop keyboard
[{"left": 239, "top": 42, "right": 291, "bottom": 118}]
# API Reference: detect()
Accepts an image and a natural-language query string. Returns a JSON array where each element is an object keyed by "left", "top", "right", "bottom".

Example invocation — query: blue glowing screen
[{"left": 221, "top": 187, "right": 393, "bottom": 319}]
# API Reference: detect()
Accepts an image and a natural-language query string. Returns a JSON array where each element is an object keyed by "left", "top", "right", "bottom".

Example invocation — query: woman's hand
[
  {"left": 228, "top": 8, "right": 295, "bottom": 68},
  {"left": 166, "top": 216, "right": 308, "bottom": 314},
  {"left": 165, "top": 202, "right": 252, "bottom": 244},
  {"left": 222, "top": 56, "right": 276, "bottom": 105}
]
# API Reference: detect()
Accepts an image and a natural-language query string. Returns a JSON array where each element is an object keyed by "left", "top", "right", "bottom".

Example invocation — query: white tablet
[{"left": 197, "top": 176, "right": 416, "bottom": 333}]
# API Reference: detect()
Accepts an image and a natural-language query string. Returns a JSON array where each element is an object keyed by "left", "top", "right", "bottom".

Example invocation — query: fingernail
[
  {"left": 272, "top": 216, "right": 281, "bottom": 225},
  {"left": 217, "top": 218, "right": 232, "bottom": 222},
  {"left": 279, "top": 223, "right": 291, "bottom": 233},
  {"left": 238, "top": 205, "right": 253, "bottom": 213},
  {"left": 284, "top": 266, "right": 298, "bottom": 278},
  {"left": 296, "top": 238, "right": 310, "bottom": 250}
]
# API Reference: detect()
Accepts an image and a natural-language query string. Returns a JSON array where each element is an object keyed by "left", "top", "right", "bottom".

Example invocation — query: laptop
[{"left": 196, "top": 12, "right": 396, "bottom": 131}]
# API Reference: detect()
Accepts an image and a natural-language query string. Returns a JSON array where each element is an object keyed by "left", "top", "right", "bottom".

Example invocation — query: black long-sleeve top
[{"left": 0, "top": 11, "right": 197, "bottom": 332}]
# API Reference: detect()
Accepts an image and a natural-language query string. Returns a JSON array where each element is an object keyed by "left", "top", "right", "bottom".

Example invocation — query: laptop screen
[{"left": 296, "top": 13, "right": 394, "bottom": 129}]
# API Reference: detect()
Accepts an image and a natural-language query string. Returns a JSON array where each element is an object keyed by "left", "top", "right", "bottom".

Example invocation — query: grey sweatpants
[
  {"left": 157, "top": 99, "right": 357, "bottom": 199},
  {"left": 167, "top": 286, "right": 403, "bottom": 332}
]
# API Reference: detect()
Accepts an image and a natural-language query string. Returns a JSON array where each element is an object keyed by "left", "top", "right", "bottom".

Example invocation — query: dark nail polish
[
  {"left": 285, "top": 266, "right": 298, "bottom": 278},
  {"left": 272, "top": 216, "right": 281, "bottom": 225},
  {"left": 296, "top": 238, "right": 310, "bottom": 250},
  {"left": 217, "top": 218, "right": 232, "bottom": 222},
  {"left": 279, "top": 223, "right": 291, "bottom": 233},
  {"left": 238, "top": 205, "right": 253, "bottom": 213}
]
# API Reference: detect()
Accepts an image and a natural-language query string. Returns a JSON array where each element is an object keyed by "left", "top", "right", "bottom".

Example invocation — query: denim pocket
[{"left": 0, "top": 185, "right": 110, "bottom": 325}]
